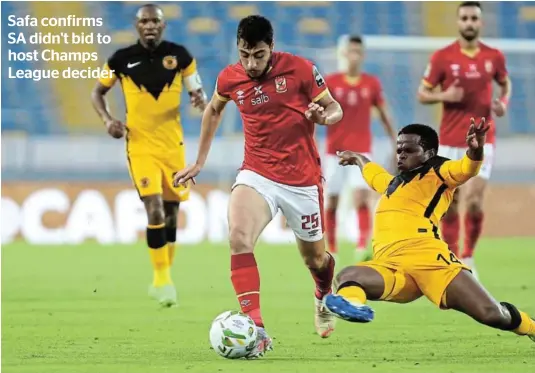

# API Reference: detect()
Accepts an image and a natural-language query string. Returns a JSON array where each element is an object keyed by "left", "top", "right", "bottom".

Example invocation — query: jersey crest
[{"left": 313, "top": 65, "right": 325, "bottom": 88}]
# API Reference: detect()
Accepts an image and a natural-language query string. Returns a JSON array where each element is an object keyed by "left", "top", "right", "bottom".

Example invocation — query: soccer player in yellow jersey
[
  {"left": 322, "top": 118, "right": 535, "bottom": 342},
  {"left": 91, "top": 4, "right": 207, "bottom": 307}
]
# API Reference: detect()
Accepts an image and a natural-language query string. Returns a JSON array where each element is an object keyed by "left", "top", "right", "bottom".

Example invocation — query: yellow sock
[
  {"left": 513, "top": 311, "right": 535, "bottom": 336},
  {"left": 337, "top": 285, "right": 367, "bottom": 304},
  {"left": 147, "top": 223, "right": 172, "bottom": 287},
  {"left": 168, "top": 242, "right": 176, "bottom": 266}
]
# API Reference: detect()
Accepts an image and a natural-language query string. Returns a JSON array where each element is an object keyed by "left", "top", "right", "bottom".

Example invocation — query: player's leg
[
  {"left": 403, "top": 238, "right": 535, "bottom": 342},
  {"left": 441, "top": 189, "right": 461, "bottom": 256},
  {"left": 325, "top": 195, "right": 340, "bottom": 257},
  {"left": 143, "top": 194, "right": 171, "bottom": 284},
  {"left": 439, "top": 145, "right": 462, "bottom": 257},
  {"left": 460, "top": 145, "right": 493, "bottom": 277},
  {"left": 162, "top": 149, "right": 191, "bottom": 266},
  {"left": 228, "top": 184, "right": 273, "bottom": 325},
  {"left": 444, "top": 269, "right": 535, "bottom": 341},
  {"left": 228, "top": 171, "right": 278, "bottom": 356},
  {"left": 127, "top": 155, "right": 174, "bottom": 306},
  {"left": 349, "top": 155, "right": 373, "bottom": 262},
  {"left": 278, "top": 181, "right": 337, "bottom": 337},
  {"left": 163, "top": 201, "right": 179, "bottom": 266},
  {"left": 324, "top": 263, "right": 422, "bottom": 323},
  {"left": 324, "top": 154, "right": 345, "bottom": 258},
  {"left": 295, "top": 237, "right": 337, "bottom": 337}
]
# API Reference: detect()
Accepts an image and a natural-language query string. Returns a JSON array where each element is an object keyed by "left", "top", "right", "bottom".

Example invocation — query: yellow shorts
[
  {"left": 358, "top": 238, "right": 470, "bottom": 308},
  {"left": 126, "top": 152, "right": 189, "bottom": 202}
]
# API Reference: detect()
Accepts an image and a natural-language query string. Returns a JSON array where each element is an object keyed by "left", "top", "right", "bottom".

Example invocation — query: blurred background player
[
  {"left": 174, "top": 15, "right": 343, "bottom": 356},
  {"left": 91, "top": 4, "right": 207, "bottom": 307},
  {"left": 417, "top": 1, "right": 511, "bottom": 278},
  {"left": 324, "top": 119, "right": 535, "bottom": 344},
  {"left": 324, "top": 36, "right": 396, "bottom": 263}
]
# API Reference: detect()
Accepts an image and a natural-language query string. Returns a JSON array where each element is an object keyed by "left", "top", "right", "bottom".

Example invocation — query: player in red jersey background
[
  {"left": 174, "top": 16, "right": 343, "bottom": 357},
  {"left": 324, "top": 36, "right": 396, "bottom": 262},
  {"left": 418, "top": 1, "right": 511, "bottom": 279}
]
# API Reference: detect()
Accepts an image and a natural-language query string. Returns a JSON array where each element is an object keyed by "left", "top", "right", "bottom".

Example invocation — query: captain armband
[{"left": 184, "top": 71, "right": 204, "bottom": 92}]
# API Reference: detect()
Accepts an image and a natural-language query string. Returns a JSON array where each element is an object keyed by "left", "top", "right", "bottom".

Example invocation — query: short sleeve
[
  {"left": 421, "top": 51, "right": 444, "bottom": 89},
  {"left": 301, "top": 59, "right": 329, "bottom": 103},
  {"left": 214, "top": 68, "right": 231, "bottom": 102},
  {"left": 98, "top": 53, "right": 119, "bottom": 87},
  {"left": 494, "top": 50, "right": 508, "bottom": 85},
  {"left": 177, "top": 46, "right": 196, "bottom": 77},
  {"left": 372, "top": 77, "right": 385, "bottom": 107}
]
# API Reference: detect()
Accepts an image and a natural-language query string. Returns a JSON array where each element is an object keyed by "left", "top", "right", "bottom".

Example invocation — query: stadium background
[{"left": 2, "top": 1, "right": 535, "bottom": 245}]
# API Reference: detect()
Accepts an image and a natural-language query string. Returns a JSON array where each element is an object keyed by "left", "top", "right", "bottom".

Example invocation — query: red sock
[
  {"left": 463, "top": 211, "right": 484, "bottom": 258},
  {"left": 357, "top": 205, "right": 370, "bottom": 249},
  {"left": 325, "top": 208, "right": 337, "bottom": 254},
  {"left": 441, "top": 213, "right": 460, "bottom": 256},
  {"left": 230, "top": 253, "right": 264, "bottom": 327},
  {"left": 310, "top": 252, "right": 335, "bottom": 300}
]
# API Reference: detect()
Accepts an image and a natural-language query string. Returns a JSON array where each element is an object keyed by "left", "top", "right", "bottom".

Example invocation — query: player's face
[
  {"left": 136, "top": 7, "right": 165, "bottom": 47},
  {"left": 345, "top": 42, "right": 364, "bottom": 70},
  {"left": 457, "top": 6, "right": 482, "bottom": 42},
  {"left": 396, "top": 134, "right": 434, "bottom": 172},
  {"left": 238, "top": 40, "right": 273, "bottom": 79}
]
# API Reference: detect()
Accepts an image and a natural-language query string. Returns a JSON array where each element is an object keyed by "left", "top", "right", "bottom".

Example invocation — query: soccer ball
[{"left": 209, "top": 310, "right": 258, "bottom": 359}]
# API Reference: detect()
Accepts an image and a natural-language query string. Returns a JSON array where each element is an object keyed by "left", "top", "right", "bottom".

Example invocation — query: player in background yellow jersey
[
  {"left": 322, "top": 118, "right": 535, "bottom": 343},
  {"left": 91, "top": 4, "right": 207, "bottom": 307}
]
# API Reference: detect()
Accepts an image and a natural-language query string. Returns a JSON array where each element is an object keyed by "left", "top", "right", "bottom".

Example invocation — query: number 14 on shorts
[{"left": 437, "top": 252, "right": 461, "bottom": 265}]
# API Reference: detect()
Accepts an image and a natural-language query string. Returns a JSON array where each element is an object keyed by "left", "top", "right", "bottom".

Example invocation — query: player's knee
[
  {"left": 164, "top": 207, "right": 178, "bottom": 228},
  {"left": 465, "top": 199, "right": 483, "bottom": 215},
  {"left": 474, "top": 303, "right": 507, "bottom": 327},
  {"left": 327, "top": 196, "right": 339, "bottom": 211},
  {"left": 147, "top": 207, "right": 165, "bottom": 225},
  {"left": 302, "top": 250, "right": 325, "bottom": 270},
  {"left": 163, "top": 202, "right": 179, "bottom": 227},
  {"left": 228, "top": 227, "right": 254, "bottom": 255}
]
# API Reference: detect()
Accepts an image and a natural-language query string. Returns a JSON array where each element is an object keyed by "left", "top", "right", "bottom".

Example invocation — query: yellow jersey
[
  {"left": 99, "top": 41, "right": 198, "bottom": 156},
  {"left": 362, "top": 154, "right": 482, "bottom": 248}
]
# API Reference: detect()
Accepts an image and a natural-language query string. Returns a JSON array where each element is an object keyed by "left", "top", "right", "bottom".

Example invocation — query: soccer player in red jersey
[
  {"left": 324, "top": 36, "right": 396, "bottom": 262},
  {"left": 173, "top": 15, "right": 343, "bottom": 357},
  {"left": 417, "top": 1, "right": 511, "bottom": 278}
]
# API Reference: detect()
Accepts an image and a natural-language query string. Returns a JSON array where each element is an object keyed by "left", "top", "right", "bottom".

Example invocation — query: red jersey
[
  {"left": 422, "top": 40, "right": 508, "bottom": 147},
  {"left": 215, "top": 52, "right": 329, "bottom": 187},
  {"left": 325, "top": 73, "right": 384, "bottom": 154}
]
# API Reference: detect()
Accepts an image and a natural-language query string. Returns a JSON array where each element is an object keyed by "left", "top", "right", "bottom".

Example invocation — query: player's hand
[
  {"left": 173, "top": 163, "right": 201, "bottom": 188},
  {"left": 336, "top": 151, "right": 370, "bottom": 167},
  {"left": 491, "top": 98, "right": 506, "bottom": 117},
  {"left": 190, "top": 89, "right": 207, "bottom": 112},
  {"left": 105, "top": 118, "right": 125, "bottom": 139},
  {"left": 305, "top": 102, "right": 327, "bottom": 124},
  {"left": 442, "top": 79, "right": 464, "bottom": 103},
  {"left": 466, "top": 117, "right": 490, "bottom": 149}
]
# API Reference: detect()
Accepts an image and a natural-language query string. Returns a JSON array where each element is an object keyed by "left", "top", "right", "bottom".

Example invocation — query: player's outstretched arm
[
  {"left": 336, "top": 151, "right": 394, "bottom": 194},
  {"left": 439, "top": 117, "right": 488, "bottom": 188},
  {"left": 90, "top": 81, "right": 125, "bottom": 139},
  {"left": 172, "top": 93, "right": 227, "bottom": 187}
]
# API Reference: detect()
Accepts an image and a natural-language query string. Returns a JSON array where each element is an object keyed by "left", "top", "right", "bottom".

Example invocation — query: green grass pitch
[{"left": 2, "top": 238, "right": 535, "bottom": 373}]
